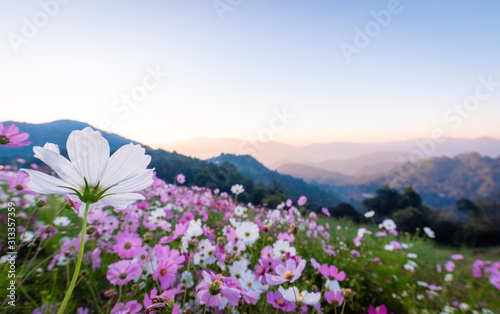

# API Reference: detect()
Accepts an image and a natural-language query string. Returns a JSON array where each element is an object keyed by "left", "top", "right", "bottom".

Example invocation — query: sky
[{"left": 1, "top": 0, "right": 499, "bottom": 146}]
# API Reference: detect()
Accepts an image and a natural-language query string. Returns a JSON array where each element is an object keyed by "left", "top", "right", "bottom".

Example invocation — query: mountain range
[
  {"left": 0, "top": 120, "right": 341, "bottom": 208},
  {"left": 3, "top": 120, "right": 500, "bottom": 209},
  {"left": 156, "top": 137, "right": 500, "bottom": 177}
]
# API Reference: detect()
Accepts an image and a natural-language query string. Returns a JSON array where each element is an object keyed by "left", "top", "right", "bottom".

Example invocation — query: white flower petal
[
  {"left": 101, "top": 193, "right": 145, "bottom": 210},
  {"left": 66, "top": 127, "right": 109, "bottom": 186},
  {"left": 43, "top": 142, "right": 60, "bottom": 154},
  {"left": 107, "top": 169, "right": 154, "bottom": 195},
  {"left": 101, "top": 144, "right": 151, "bottom": 188},
  {"left": 33, "top": 146, "right": 83, "bottom": 188},
  {"left": 20, "top": 169, "right": 74, "bottom": 195}
]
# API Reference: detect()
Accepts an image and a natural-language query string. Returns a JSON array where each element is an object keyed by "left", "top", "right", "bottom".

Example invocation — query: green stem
[
  {"left": 57, "top": 202, "right": 90, "bottom": 314},
  {"left": 182, "top": 259, "right": 192, "bottom": 305},
  {"left": 340, "top": 299, "right": 347, "bottom": 314},
  {"left": 204, "top": 295, "right": 212, "bottom": 314}
]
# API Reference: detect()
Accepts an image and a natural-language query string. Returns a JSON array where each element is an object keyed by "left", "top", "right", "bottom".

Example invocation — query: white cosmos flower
[
  {"left": 21, "top": 127, "right": 154, "bottom": 209},
  {"left": 364, "top": 210, "right": 375, "bottom": 218},
  {"left": 231, "top": 184, "right": 244, "bottom": 195},
  {"left": 278, "top": 286, "right": 321, "bottom": 305},
  {"left": 272, "top": 239, "right": 296, "bottom": 258},
  {"left": 382, "top": 219, "right": 397, "bottom": 231},
  {"left": 236, "top": 221, "right": 259, "bottom": 245},
  {"left": 234, "top": 205, "right": 247, "bottom": 217},
  {"left": 54, "top": 216, "right": 71, "bottom": 227},
  {"left": 423, "top": 227, "right": 435, "bottom": 239},
  {"left": 181, "top": 271, "right": 194, "bottom": 288}
]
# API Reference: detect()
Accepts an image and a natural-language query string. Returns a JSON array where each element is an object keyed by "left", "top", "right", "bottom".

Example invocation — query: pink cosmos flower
[
  {"left": 266, "top": 258, "right": 307, "bottom": 285},
  {"left": 445, "top": 261, "right": 455, "bottom": 272},
  {"left": 202, "top": 226, "right": 215, "bottom": 240},
  {"left": 159, "top": 222, "right": 189, "bottom": 244},
  {"left": 319, "top": 264, "right": 346, "bottom": 281},
  {"left": 176, "top": 173, "right": 186, "bottom": 184},
  {"left": 196, "top": 271, "right": 241, "bottom": 308},
  {"left": 267, "top": 290, "right": 296, "bottom": 312},
  {"left": 363, "top": 304, "right": 394, "bottom": 314},
  {"left": 106, "top": 260, "right": 141, "bottom": 286},
  {"left": 0, "top": 123, "right": 31, "bottom": 147},
  {"left": 310, "top": 258, "right": 321, "bottom": 271},
  {"left": 451, "top": 254, "right": 464, "bottom": 260},
  {"left": 297, "top": 196, "right": 307, "bottom": 206},
  {"left": 92, "top": 248, "right": 102, "bottom": 270},
  {"left": 77, "top": 307, "right": 89, "bottom": 314},
  {"left": 490, "top": 275, "right": 500, "bottom": 289},
  {"left": 154, "top": 257, "right": 180, "bottom": 290},
  {"left": 324, "top": 290, "right": 344, "bottom": 307},
  {"left": 278, "top": 232, "right": 295, "bottom": 242},
  {"left": 113, "top": 231, "right": 142, "bottom": 258},
  {"left": 321, "top": 207, "right": 330, "bottom": 216},
  {"left": 111, "top": 300, "right": 142, "bottom": 314},
  {"left": 286, "top": 199, "right": 293, "bottom": 207},
  {"left": 8, "top": 171, "right": 35, "bottom": 195}
]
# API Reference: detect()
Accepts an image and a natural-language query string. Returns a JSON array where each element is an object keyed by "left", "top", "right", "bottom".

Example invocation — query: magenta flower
[
  {"left": 445, "top": 261, "right": 455, "bottom": 272},
  {"left": 265, "top": 258, "right": 306, "bottom": 285},
  {"left": 113, "top": 231, "right": 142, "bottom": 258},
  {"left": 297, "top": 196, "right": 307, "bottom": 206},
  {"left": 363, "top": 304, "right": 394, "bottom": 314},
  {"left": 196, "top": 271, "right": 241, "bottom": 307},
  {"left": 319, "top": 264, "right": 346, "bottom": 281},
  {"left": 266, "top": 290, "right": 296, "bottom": 312},
  {"left": 111, "top": 300, "right": 142, "bottom": 314},
  {"left": 176, "top": 173, "right": 186, "bottom": 184},
  {"left": 8, "top": 171, "right": 35, "bottom": 195},
  {"left": 490, "top": 275, "right": 500, "bottom": 289},
  {"left": 143, "top": 287, "right": 158, "bottom": 309},
  {"left": 324, "top": 290, "right": 344, "bottom": 307},
  {"left": 322, "top": 207, "right": 330, "bottom": 217},
  {"left": 451, "top": 254, "right": 464, "bottom": 260},
  {"left": 106, "top": 260, "right": 141, "bottom": 286},
  {"left": 154, "top": 257, "right": 180, "bottom": 290},
  {"left": 0, "top": 123, "right": 31, "bottom": 147}
]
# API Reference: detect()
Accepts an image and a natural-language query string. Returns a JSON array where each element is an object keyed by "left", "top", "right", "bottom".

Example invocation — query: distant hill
[
  {"left": 0, "top": 120, "right": 343, "bottom": 208},
  {"left": 208, "top": 154, "right": 342, "bottom": 208},
  {"left": 156, "top": 137, "right": 500, "bottom": 174},
  {"left": 277, "top": 163, "right": 353, "bottom": 185},
  {"left": 343, "top": 153, "right": 500, "bottom": 208},
  {"left": 0, "top": 120, "right": 140, "bottom": 159}
]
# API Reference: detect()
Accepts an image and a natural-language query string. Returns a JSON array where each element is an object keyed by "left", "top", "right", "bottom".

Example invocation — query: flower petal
[
  {"left": 106, "top": 169, "right": 154, "bottom": 195},
  {"left": 101, "top": 193, "right": 145, "bottom": 210},
  {"left": 20, "top": 169, "right": 73, "bottom": 195},
  {"left": 100, "top": 143, "right": 151, "bottom": 188},
  {"left": 66, "top": 127, "right": 109, "bottom": 186},
  {"left": 33, "top": 145, "right": 83, "bottom": 188}
]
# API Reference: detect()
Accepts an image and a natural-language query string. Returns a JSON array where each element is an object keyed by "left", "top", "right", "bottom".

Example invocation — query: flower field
[{"left": 1, "top": 126, "right": 500, "bottom": 314}]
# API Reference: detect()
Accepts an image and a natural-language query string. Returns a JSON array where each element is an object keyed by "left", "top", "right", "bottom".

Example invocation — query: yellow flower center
[
  {"left": 160, "top": 268, "right": 167, "bottom": 276},
  {"left": 213, "top": 279, "right": 223, "bottom": 287},
  {"left": 277, "top": 300, "right": 284, "bottom": 306},
  {"left": 247, "top": 281, "right": 253, "bottom": 287},
  {"left": 284, "top": 271, "right": 293, "bottom": 280},
  {"left": 298, "top": 292, "right": 304, "bottom": 300}
]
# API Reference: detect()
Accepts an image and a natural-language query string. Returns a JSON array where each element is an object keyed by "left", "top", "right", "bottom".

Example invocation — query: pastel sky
[{"left": 1, "top": 0, "right": 499, "bottom": 146}]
